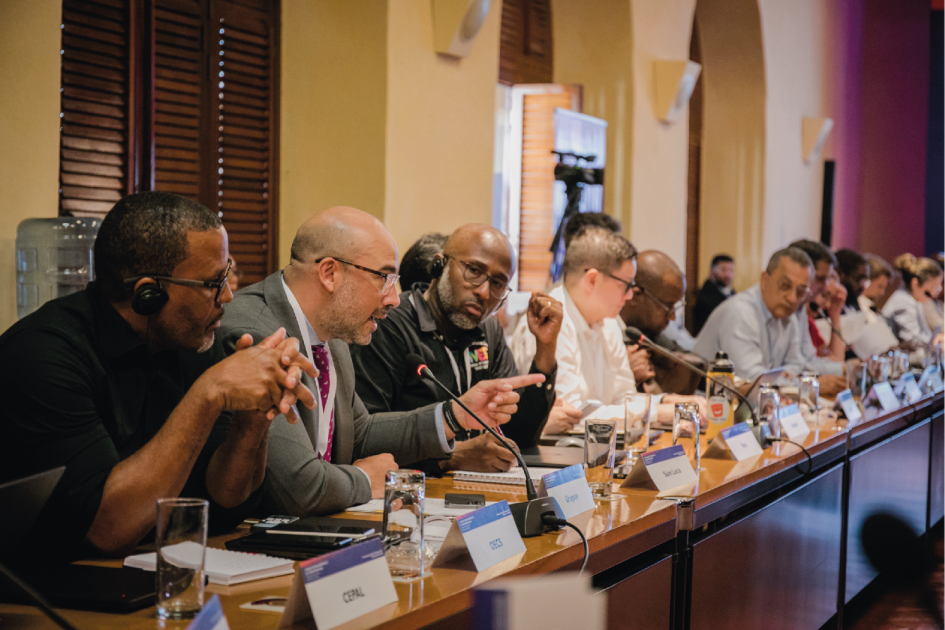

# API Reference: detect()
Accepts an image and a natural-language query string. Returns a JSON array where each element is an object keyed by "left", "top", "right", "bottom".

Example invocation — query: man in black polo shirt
[
  {"left": 350, "top": 224, "right": 562, "bottom": 473},
  {"left": 0, "top": 192, "right": 315, "bottom": 563}
]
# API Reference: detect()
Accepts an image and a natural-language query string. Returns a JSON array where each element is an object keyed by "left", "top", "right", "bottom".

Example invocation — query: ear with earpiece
[
  {"left": 131, "top": 279, "right": 168, "bottom": 316},
  {"left": 428, "top": 255, "right": 446, "bottom": 280}
]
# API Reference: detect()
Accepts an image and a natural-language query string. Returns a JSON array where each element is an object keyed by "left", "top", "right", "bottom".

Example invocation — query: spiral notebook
[
  {"left": 451, "top": 467, "right": 559, "bottom": 486},
  {"left": 124, "top": 544, "right": 295, "bottom": 586}
]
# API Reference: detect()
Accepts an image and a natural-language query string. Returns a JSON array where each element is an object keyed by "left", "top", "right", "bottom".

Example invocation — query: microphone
[
  {"left": 406, "top": 353, "right": 563, "bottom": 537},
  {"left": 624, "top": 327, "right": 759, "bottom": 426}
]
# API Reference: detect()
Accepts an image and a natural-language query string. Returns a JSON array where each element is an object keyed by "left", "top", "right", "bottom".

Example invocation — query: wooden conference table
[{"left": 1, "top": 390, "right": 941, "bottom": 630}]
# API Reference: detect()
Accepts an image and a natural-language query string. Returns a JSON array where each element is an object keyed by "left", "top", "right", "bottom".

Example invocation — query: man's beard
[
  {"left": 325, "top": 279, "right": 388, "bottom": 345},
  {"left": 436, "top": 272, "right": 497, "bottom": 330}
]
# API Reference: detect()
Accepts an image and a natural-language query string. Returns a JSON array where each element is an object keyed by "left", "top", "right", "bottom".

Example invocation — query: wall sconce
[
  {"left": 654, "top": 60, "right": 702, "bottom": 123},
  {"left": 432, "top": 0, "right": 492, "bottom": 58},
  {"left": 802, "top": 117, "right": 834, "bottom": 163}
]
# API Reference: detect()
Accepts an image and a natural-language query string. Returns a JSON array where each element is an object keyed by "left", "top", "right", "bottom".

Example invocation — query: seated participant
[
  {"left": 512, "top": 229, "right": 704, "bottom": 427},
  {"left": 399, "top": 232, "right": 448, "bottom": 292},
  {"left": 882, "top": 254, "right": 944, "bottom": 349},
  {"left": 694, "top": 247, "right": 814, "bottom": 382},
  {"left": 693, "top": 254, "right": 735, "bottom": 335},
  {"left": 923, "top": 254, "right": 944, "bottom": 332},
  {"left": 860, "top": 254, "right": 893, "bottom": 315},
  {"left": 220, "top": 208, "right": 542, "bottom": 514},
  {"left": 618, "top": 250, "right": 704, "bottom": 395},
  {"left": 836, "top": 248, "right": 870, "bottom": 312},
  {"left": 0, "top": 192, "right": 316, "bottom": 563},
  {"left": 350, "top": 224, "right": 560, "bottom": 473}
]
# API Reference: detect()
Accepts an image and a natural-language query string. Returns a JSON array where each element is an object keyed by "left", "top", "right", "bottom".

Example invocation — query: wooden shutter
[
  {"left": 212, "top": 0, "right": 277, "bottom": 286},
  {"left": 59, "top": 0, "right": 133, "bottom": 217},
  {"left": 517, "top": 87, "right": 578, "bottom": 292},
  {"left": 499, "top": 0, "right": 553, "bottom": 86}
]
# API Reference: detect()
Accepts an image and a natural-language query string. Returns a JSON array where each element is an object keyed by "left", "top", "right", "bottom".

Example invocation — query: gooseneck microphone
[
  {"left": 625, "top": 327, "right": 759, "bottom": 426},
  {"left": 406, "top": 353, "right": 564, "bottom": 537}
]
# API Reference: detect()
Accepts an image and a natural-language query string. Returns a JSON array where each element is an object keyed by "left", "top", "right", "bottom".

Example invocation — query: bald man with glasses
[{"left": 694, "top": 247, "right": 816, "bottom": 381}]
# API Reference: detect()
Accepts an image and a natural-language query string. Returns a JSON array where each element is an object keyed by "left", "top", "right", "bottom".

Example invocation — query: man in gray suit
[{"left": 219, "top": 206, "right": 543, "bottom": 516}]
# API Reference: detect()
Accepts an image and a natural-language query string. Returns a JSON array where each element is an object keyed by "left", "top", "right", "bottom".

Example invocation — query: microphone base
[
  {"left": 510, "top": 496, "right": 564, "bottom": 538},
  {"left": 752, "top": 422, "right": 773, "bottom": 448}
]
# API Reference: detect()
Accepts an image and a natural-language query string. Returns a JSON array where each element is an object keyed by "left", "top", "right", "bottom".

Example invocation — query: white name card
[
  {"left": 280, "top": 538, "right": 398, "bottom": 630},
  {"left": 187, "top": 595, "right": 229, "bottom": 630},
  {"left": 871, "top": 381, "right": 901, "bottom": 412},
  {"left": 433, "top": 500, "right": 526, "bottom": 572},
  {"left": 537, "top": 465, "right": 596, "bottom": 519},
  {"left": 704, "top": 422, "right": 763, "bottom": 461},
  {"left": 621, "top": 444, "right": 697, "bottom": 492},
  {"left": 777, "top": 403, "right": 811, "bottom": 442},
  {"left": 835, "top": 389, "right": 862, "bottom": 425},
  {"left": 895, "top": 373, "right": 924, "bottom": 404}
]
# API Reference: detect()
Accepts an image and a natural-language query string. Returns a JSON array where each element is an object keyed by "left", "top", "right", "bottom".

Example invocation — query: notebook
[
  {"left": 451, "top": 466, "right": 559, "bottom": 485},
  {"left": 124, "top": 544, "right": 295, "bottom": 586}
]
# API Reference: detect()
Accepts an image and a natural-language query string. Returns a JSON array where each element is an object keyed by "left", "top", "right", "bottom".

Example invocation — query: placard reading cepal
[
  {"left": 621, "top": 444, "right": 697, "bottom": 492},
  {"left": 537, "top": 464, "right": 596, "bottom": 519},
  {"left": 280, "top": 537, "right": 397, "bottom": 630},
  {"left": 433, "top": 500, "right": 526, "bottom": 572}
]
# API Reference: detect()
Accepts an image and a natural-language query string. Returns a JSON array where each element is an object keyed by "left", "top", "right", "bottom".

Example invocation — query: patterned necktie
[{"left": 311, "top": 344, "right": 334, "bottom": 462}]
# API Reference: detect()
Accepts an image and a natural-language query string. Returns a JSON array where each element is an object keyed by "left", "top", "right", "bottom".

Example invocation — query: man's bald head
[
  {"left": 290, "top": 206, "right": 395, "bottom": 263},
  {"left": 620, "top": 250, "right": 685, "bottom": 336},
  {"left": 441, "top": 224, "right": 515, "bottom": 272},
  {"left": 635, "top": 250, "right": 684, "bottom": 293}
]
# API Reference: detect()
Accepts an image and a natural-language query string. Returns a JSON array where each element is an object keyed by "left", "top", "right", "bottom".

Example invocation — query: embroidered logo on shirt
[{"left": 468, "top": 344, "right": 489, "bottom": 371}]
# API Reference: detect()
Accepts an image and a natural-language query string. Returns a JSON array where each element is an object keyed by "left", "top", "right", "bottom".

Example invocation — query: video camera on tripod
[{"left": 548, "top": 151, "right": 606, "bottom": 275}]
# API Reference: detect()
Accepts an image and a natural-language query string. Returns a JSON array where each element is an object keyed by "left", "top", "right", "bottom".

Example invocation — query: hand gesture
[
  {"left": 526, "top": 292, "right": 563, "bottom": 347},
  {"left": 543, "top": 398, "right": 582, "bottom": 435},
  {"left": 443, "top": 434, "right": 517, "bottom": 472},
  {"left": 452, "top": 373, "right": 546, "bottom": 432}
]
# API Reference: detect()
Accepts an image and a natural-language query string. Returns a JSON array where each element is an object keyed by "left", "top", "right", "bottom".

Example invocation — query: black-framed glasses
[
  {"left": 444, "top": 255, "right": 512, "bottom": 300},
  {"left": 587, "top": 268, "right": 636, "bottom": 294},
  {"left": 124, "top": 259, "right": 232, "bottom": 302},
  {"left": 315, "top": 257, "right": 400, "bottom": 295},
  {"left": 639, "top": 285, "right": 685, "bottom": 315}
]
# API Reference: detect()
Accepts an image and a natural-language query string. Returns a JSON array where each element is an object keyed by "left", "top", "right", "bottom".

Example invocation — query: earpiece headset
[
  {"left": 131, "top": 280, "right": 169, "bottom": 316},
  {"left": 428, "top": 255, "right": 446, "bottom": 280}
]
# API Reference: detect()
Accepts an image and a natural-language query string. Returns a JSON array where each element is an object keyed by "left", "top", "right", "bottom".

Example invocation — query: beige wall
[
  {"left": 279, "top": 0, "right": 389, "bottom": 266},
  {"left": 383, "top": 0, "right": 501, "bottom": 256},
  {"left": 0, "top": 0, "right": 61, "bottom": 331}
]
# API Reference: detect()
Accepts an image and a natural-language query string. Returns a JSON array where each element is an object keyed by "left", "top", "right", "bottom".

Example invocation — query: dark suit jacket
[
  {"left": 219, "top": 272, "right": 451, "bottom": 516},
  {"left": 693, "top": 280, "right": 733, "bottom": 336}
]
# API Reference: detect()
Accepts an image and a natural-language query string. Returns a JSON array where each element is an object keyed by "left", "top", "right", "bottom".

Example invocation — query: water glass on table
[
  {"left": 846, "top": 360, "right": 867, "bottom": 398},
  {"left": 382, "top": 470, "right": 426, "bottom": 580},
  {"left": 672, "top": 402, "right": 703, "bottom": 471},
  {"left": 585, "top": 419, "right": 618, "bottom": 500},
  {"left": 624, "top": 393, "right": 652, "bottom": 465},
  {"left": 867, "top": 355, "right": 889, "bottom": 388},
  {"left": 799, "top": 371, "right": 821, "bottom": 425},
  {"left": 757, "top": 383, "right": 781, "bottom": 451},
  {"left": 155, "top": 498, "right": 208, "bottom": 620}
]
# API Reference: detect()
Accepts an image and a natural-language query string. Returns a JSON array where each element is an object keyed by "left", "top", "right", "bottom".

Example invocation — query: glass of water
[
  {"left": 888, "top": 351, "right": 909, "bottom": 381},
  {"left": 673, "top": 402, "right": 703, "bottom": 472},
  {"left": 868, "top": 355, "right": 889, "bottom": 387},
  {"left": 846, "top": 360, "right": 867, "bottom": 398},
  {"left": 758, "top": 383, "right": 781, "bottom": 443},
  {"left": 624, "top": 393, "right": 652, "bottom": 465},
  {"left": 585, "top": 419, "right": 618, "bottom": 499},
  {"left": 382, "top": 470, "right": 425, "bottom": 580},
  {"left": 155, "top": 498, "right": 208, "bottom": 620},
  {"left": 799, "top": 371, "right": 821, "bottom": 424}
]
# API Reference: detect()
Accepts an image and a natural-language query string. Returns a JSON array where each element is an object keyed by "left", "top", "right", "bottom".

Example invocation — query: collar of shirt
[
  {"left": 87, "top": 281, "right": 153, "bottom": 359},
  {"left": 562, "top": 285, "right": 602, "bottom": 340},
  {"left": 746, "top": 283, "right": 778, "bottom": 326},
  {"left": 408, "top": 284, "right": 486, "bottom": 349},
  {"left": 281, "top": 273, "right": 322, "bottom": 357}
]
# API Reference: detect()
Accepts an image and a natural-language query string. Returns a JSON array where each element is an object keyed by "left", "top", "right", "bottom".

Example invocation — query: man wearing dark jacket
[{"left": 693, "top": 254, "right": 735, "bottom": 335}]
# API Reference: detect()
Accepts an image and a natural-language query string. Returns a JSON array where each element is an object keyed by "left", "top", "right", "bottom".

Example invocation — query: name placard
[
  {"left": 621, "top": 444, "right": 697, "bottom": 492},
  {"left": 777, "top": 403, "right": 811, "bottom": 442},
  {"left": 704, "top": 422, "right": 763, "bottom": 461},
  {"left": 537, "top": 464, "right": 596, "bottom": 519},
  {"left": 433, "top": 500, "right": 526, "bottom": 572},
  {"left": 280, "top": 538, "right": 398, "bottom": 630},
  {"left": 187, "top": 595, "right": 229, "bottom": 630},
  {"left": 835, "top": 389, "right": 862, "bottom": 425},
  {"left": 896, "top": 373, "right": 924, "bottom": 404},
  {"left": 870, "top": 381, "right": 901, "bottom": 412}
]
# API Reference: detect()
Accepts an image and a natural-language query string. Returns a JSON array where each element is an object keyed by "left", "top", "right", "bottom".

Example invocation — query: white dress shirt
[
  {"left": 882, "top": 289, "right": 934, "bottom": 347},
  {"left": 511, "top": 285, "right": 637, "bottom": 411}
]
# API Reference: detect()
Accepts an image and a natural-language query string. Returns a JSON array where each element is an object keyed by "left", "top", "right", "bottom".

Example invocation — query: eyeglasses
[
  {"left": 445, "top": 255, "right": 512, "bottom": 300},
  {"left": 124, "top": 259, "right": 232, "bottom": 302},
  {"left": 776, "top": 278, "right": 811, "bottom": 300},
  {"left": 586, "top": 268, "right": 637, "bottom": 294},
  {"left": 639, "top": 285, "right": 685, "bottom": 314},
  {"left": 315, "top": 257, "right": 400, "bottom": 295}
]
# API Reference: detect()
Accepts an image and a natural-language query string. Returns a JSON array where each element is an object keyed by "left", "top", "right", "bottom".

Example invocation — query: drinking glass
[
  {"left": 846, "top": 360, "right": 867, "bottom": 398},
  {"left": 155, "top": 498, "right": 208, "bottom": 620},
  {"left": 888, "top": 351, "right": 909, "bottom": 381},
  {"left": 672, "top": 402, "right": 703, "bottom": 472},
  {"left": 758, "top": 383, "right": 781, "bottom": 441},
  {"left": 799, "top": 371, "right": 820, "bottom": 424},
  {"left": 382, "top": 470, "right": 426, "bottom": 580},
  {"left": 585, "top": 419, "right": 618, "bottom": 499},
  {"left": 867, "top": 355, "right": 889, "bottom": 387},
  {"left": 624, "top": 393, "right": 652, "bottom": 464}
]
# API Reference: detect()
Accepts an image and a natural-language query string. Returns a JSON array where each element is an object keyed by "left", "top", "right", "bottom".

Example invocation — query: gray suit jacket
[{"left": 219, "top": 272, "right": 450, "bottom": 516}]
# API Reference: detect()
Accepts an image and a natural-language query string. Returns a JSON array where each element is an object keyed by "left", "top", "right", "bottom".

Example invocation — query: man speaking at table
[
  {"left": 219, "top": 207, "right": 544, "bottom": 516},
  {"left": 0, "top": 192, "right": 317, "bottom": 564},
  {"left": 349, "top": 224, "right": 561, "bottom": 474}
]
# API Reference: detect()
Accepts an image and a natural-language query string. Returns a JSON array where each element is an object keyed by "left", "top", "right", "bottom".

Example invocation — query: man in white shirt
[{"left": 512, "top": 229, "right": 704, "bottom": 427}]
